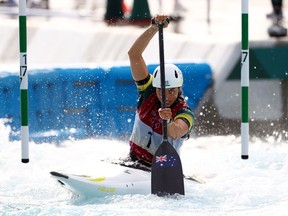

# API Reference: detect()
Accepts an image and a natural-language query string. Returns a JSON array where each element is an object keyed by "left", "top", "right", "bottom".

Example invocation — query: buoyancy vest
[{"left": 129, "top": 74, "right": 194, "bottom": 165}]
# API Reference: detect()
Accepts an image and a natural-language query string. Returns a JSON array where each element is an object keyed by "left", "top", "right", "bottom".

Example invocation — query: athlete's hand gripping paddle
[{"left": 151, "top": 18, "right": 185, "bottom": 196}]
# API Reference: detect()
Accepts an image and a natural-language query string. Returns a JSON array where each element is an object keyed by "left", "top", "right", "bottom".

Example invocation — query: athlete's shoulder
[{"left": 136, "top": 74, "right": 153, "bottom": 91}]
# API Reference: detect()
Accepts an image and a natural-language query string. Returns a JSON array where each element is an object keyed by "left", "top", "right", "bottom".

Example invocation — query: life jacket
[{"left": 129, "top": 75, "right": 193, "bottom": 165}]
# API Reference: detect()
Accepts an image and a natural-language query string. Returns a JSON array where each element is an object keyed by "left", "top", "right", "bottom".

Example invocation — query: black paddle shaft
[{"left": 158, "top": 22, "right": 168, "bottom": 141}]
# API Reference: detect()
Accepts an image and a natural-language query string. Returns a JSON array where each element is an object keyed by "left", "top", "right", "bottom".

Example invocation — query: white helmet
[{"left": 152, "top": 64, "right": 183, "bottom": 88}]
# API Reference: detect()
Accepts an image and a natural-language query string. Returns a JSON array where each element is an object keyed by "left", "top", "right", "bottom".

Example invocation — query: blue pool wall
[{"left": 0, "top": 62, "right": 212, "bottom": 142}]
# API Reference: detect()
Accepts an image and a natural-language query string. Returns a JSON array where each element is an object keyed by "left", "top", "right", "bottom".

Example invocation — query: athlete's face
[{"left": 156, "top": 88, "right": 179, "bottom": 107}]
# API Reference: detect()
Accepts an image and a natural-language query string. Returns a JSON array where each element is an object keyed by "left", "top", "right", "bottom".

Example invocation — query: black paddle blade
[{"left": 151, "top": 140, "right": 185, "bottom": 196}]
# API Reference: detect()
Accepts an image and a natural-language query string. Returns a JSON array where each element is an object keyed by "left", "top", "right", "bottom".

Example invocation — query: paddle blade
[{"left": 151, "top": 140, "right": 185, "bottom": 196}]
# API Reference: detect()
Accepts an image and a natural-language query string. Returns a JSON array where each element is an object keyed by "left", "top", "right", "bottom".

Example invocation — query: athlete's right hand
[{"left": 152, "top": 15, "right": 169, "bottom": 28}]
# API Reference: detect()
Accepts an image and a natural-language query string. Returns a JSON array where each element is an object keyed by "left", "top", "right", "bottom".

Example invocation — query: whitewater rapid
[{"left": 0, "top": 119, "right": 288, "bottom": 216}]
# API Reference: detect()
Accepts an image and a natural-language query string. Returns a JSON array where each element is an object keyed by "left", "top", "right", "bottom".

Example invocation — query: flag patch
[{"left": 155, "top": 155, "right": 178, "bottom": 168}]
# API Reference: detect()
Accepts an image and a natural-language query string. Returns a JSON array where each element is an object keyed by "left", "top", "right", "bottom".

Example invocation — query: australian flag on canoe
[{"left": 155, "top": 154, "right": 180, "bottom": 168}]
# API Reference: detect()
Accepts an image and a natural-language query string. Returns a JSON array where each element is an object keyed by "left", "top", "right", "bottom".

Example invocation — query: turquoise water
[{"left": 1, "top": 119, "right": 288, "bottom": 216}]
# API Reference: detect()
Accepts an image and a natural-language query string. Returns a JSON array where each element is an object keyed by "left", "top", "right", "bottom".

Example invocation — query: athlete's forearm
[
  {"left": 128, "top": 25, "right": 158, "bottom": 57},
  {"left": 167, "top": 119, "right": 189, "bottom": 140},
  {"left": 128, "top": 25, "right": 158, "bottom": 81}
]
